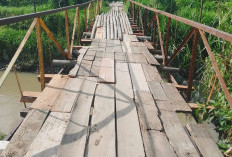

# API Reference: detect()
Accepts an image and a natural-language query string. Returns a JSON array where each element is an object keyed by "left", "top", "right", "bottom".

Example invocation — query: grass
[{"left": 0, "top": 132, "right": 6, "bottom": 140}]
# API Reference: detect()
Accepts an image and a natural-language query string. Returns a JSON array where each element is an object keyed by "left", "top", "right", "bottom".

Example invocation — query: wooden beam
[
  {"left": 156, "top": 14, "right": 165, "bottom": 65},
  {"left": 65, "top": 10, "right": 71, "bottom": 59},
  {"left": 188, "top": 103, "right": 215, "bottom": 109},
  {"left": 36, "top": 19, "right": 45, "bottom": 91},
  {"left": 70, "top": 7, "right": 79, "bottom": 59},
  {"left": 81, "top": 38, "right": 92, "bottom": 44},
  {"left": 20, "top": 91, "right": 41, "bottom": 103},
  {"left": 39, "top": 18, "right": 66, "bottom": 57},
  {"left": 174, "top": 84, "right": 194, "bottom": 91},
  {"left": 37, "top": 74, "right": 55, "bottom": 83},
  {"left": 0, "top": 18, "right": 37, "bottom": 88}
]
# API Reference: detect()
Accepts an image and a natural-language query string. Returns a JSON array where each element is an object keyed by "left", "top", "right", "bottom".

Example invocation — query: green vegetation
[
  {"left": 0, "top": 132, "right": 6, "bottom": 140},
  {"left": 129, "top": 0, "right": 232, "bottom": 153},
  {"left": 0, "top": 0, "right": 110, "bottom": 71}
]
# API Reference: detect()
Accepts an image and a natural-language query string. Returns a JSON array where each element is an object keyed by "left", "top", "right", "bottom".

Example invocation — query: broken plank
[
  {"left": 142, "top": 64, "right": 162, "bottom": 82},
  {"left": 24, "top": 112, "right": 70, "bottom": 157},
  {"left": 77, "top": 60, "right": 93, "bottom": 76},
  {"left": 186, "top": 124, "right": 223, "bottom": 157},
  {"left": 20, "top": 91, "right": 41, "bottom": 103},
  {"left": 136, "top": 91, "right": 162, "bottom": 130},
  {"left": 161, "top": 83, "right": 192, "bottom": 112},
  {"left": 56, "top": 77, "right": 97, "bottom": 157},
  {"left": 90, "top": 59, "right": 102, "bottom": 77},
  {"left": 87, "top": 83, "right": 115, "bottom": 157},
  {"left": 129, "top": 63, "right": 149, "bottom": 92},
  {"left": 31, "top": 75, "right": 68, "bottom": 110},
  {"left": 160, "top": 110, "right": 200, "bottom": 157},
  {"left": 115, "top": 62, "right": 145, "bottom": 157},
  {"left": 99, "top": 58, "right": 115, "bottom": 83},
  {"left": 51, "top": 77, "right": 84, "bottom": 113}
]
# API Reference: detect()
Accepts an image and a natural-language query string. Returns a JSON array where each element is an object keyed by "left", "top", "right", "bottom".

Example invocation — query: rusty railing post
[
  {"left": 36, "top": 19, "right": 45, "bottom": 91},
  {"left": 143, "top": 9, "right": 146, "bottom": 35},
  {"left": 133, "top": 4, "right": 135, "bottom": 23},
  {"left": 187, "top": 28, "right": 199, "bottom": 101},
  {"left": 137, "top": 6, "right": 140, "bottom": 27},
  {"left": 90, "top": 3, "right": 93, "bottom": 26},
  {"left": 65, "top": 10, "right": 71, "bottom": 59},
  {"left": 84, "top": 7, "right": 87, "bottom": 32},
  {"left": 153, "top": 13, "right": 157, "bottom": 47},
  {"left": 164, "top": 17, "right": 171, "bottom": 64},
  {"left": 77, "top": 8, "right": 81, "bottom": 45}
]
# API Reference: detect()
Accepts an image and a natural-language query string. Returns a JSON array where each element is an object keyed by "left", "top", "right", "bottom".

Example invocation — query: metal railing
[{"left": 129, "top": 0, "right": 232, "bottom": 108}]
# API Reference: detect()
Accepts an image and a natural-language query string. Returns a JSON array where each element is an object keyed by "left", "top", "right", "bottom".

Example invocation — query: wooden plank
[
  {"left": 136, "top": 100, "right": 176, "bottom": 157},
  {"left": 160, "top": 110, "right": 200, "bottom": 157},
  {"left": 175, "top": 84, "right": 194, "bottom": 91},
  {"left": 95, "top": 27, "right": 103, "bottom": 39},
  {"left": 51, "top": 77, "right": 84, "bottom": 112},
  {"left": 133, "top": 54, "right": 148, "bottom": 64},
  {"left": 186, "top": 124, "right": 223, "bottom": 157},
  {"left": 20, "top": 91, "right": 41, "bottom": 103},
  {"left": 188, "top": 103, "right": 215, "bottom": 110},
  {"left": 83, "top": 55, "right": 95, "bottom": 61},
  {"left": 115, "top": 62, "right": 145, "bottom": 157},
  {"left": 90, "top": 59, "right": 102, "bottom": 77},
  {"left": 161, "top": 83, "right": 192, "bottom": 112},
  {"left": 24, "top": 112, "right": 70, "bottom": 157},
  {"left": 142, "top": 64, "right": 162, "bottom": 82},
  {"left": 136, "top": 91, "right": 162, "bottom": 130},
  {"left": 77, "top": 60, "right": 93, "bottom": 76},
  {"left": 155, "top": 100, "right": 175, "bottom": 112},
  {"left": 68, "top": 48, "right": 88, "bottom": 78},
  {"left": 37, "top": 74, "right": 55, "bottom": 83},
  {"left": 31, "top": 75, "right": 68, "bottom": 110},
  {"left": 4, "top": 109, "right": 49, "bottom": 157},
  {"left": 98, "top": 58, "right": 115, "bottom": 83},
  {"left": 115, "top": 53, "right": 125, "bottom": 62},
  {"left": 87, "top": 83, "right": 115, "bottom": 157},
  {"left": 128, "top": 63, "right": 149, "bottom": 92},
  {"left": 56, "top": 77, "right": 97, "bottom": 157},
  {"left": 148, "top": 81, "right": 168, "bottom": 101},
  {"left": 139, "top": 47, "right": 160, "bottom": 65}
]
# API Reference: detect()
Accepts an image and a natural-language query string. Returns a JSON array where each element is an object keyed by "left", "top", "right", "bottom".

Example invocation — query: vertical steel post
[
  {"left": 164, "top": 17, "right": 171, "bottom": 64},
  {"left": 84, "top": 7, "right": 87, "bottom": 32},
  {"left": 78, "top": 8, "right": 81, "bottom": 45},
  {"left": 65, "top": 10, "right": 71, "bottom": 59},
  {"left": 187, "top": 28, "right": 199, "bottom": 101},
  {"left": 36, "top": 19, "right": 45, "bottom": 91}
]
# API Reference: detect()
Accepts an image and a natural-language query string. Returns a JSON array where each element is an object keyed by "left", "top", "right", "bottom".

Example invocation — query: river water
[{"left": 0, "top": 71, "right": 40, "bottom": 134}]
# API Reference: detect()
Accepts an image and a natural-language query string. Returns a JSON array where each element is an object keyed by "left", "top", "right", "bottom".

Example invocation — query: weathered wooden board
[
  {"left": 95, "top": 27, "right": 103, "bottom": 39},
  {"left": 77, "top": 60, "right": 93, "bottom": 76},
  {"left": 69, "top": 48, "right": 88, "bottom": 78},
  {"left": 4, "top": 109, "right": 49, "bottom": 157},
  {"left": 128, "top": 63, "right": 149, "bottom": 92},
  {"left": 115, "top": 53, "right": 125, "bottom": 62},
  {"left": 51, "top": 77, "right": 84, "bottom": 112},
  {"left": 148, "top": 81, "right": 168, "bottom": 101},
  {"left": 24, "top": 112, "right": 70, "bottom": 157},
  {"left": 115, "top": 62, "right": 145, "bottom": 157},
  {"left": 90, "top": 59, "right": 102, "bottom": 77},
  {"left": 139, "top": 47, "right": 160, "bottom": 65},
  {"left": 31, "top": 75, "right": 68, "bottom": 110},
  {"left": 186, "top": 124, "right": 223, "bottom": 157},
  {"left": 160, "top": 110, "right": 200, "bottom": 157},
  {"left": 130, "top": 46, "right": 141, "bottom": 54},
  {"left": 86, "top": 50, "right": 96, "bottom": 56},
  {"left": 142, "top": 64, "right": 162, "bottom": 82},
  {"left": 161, "top": 83, "right": 192, "bottom": 112},
  {"left": 20, "top": 91, "right": 41, "bottom": 103},
  {"left": 136, "top": 100, "right": 176, "bottom": 157},
  {"left": 136, "top": 91, "right": 162, "bottom": 130},
  {"left": 56, "top": 77, "right": 97, "bottom": 157},
  {"left": 155, "top": 100, "right": 175, "bottom": 112},
  {"left": 99, "top": 58, "right": 115, "bottom": 83},
  {"left": 104, "top": 52, "right": 114, "bottom": 59},
  {"left": 133, "top": 54, "right": 148, "bottom": 63},
  {"left": 87, "top": 83, "right": 116, "bottom": 157},
  {"left": 83, "top": 55, "right": 95, "bottom": 61}
]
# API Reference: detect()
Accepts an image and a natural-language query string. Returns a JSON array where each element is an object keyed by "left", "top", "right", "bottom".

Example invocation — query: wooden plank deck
[{"left": 1, "top": 2, "right": 222, "bottom": 157}]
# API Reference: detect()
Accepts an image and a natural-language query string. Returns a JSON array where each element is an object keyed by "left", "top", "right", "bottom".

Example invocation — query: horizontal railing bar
[
  {"left": 0, "top": 0, "right": 96, "bottom": 26},
  {"left": 130, "top": 0, "right": 232, "bottom": 43}
]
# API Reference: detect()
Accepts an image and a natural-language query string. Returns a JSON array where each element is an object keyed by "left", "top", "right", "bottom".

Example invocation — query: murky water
[{"left": 0, "top": 71, "right": 40, "bottom": 134}]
